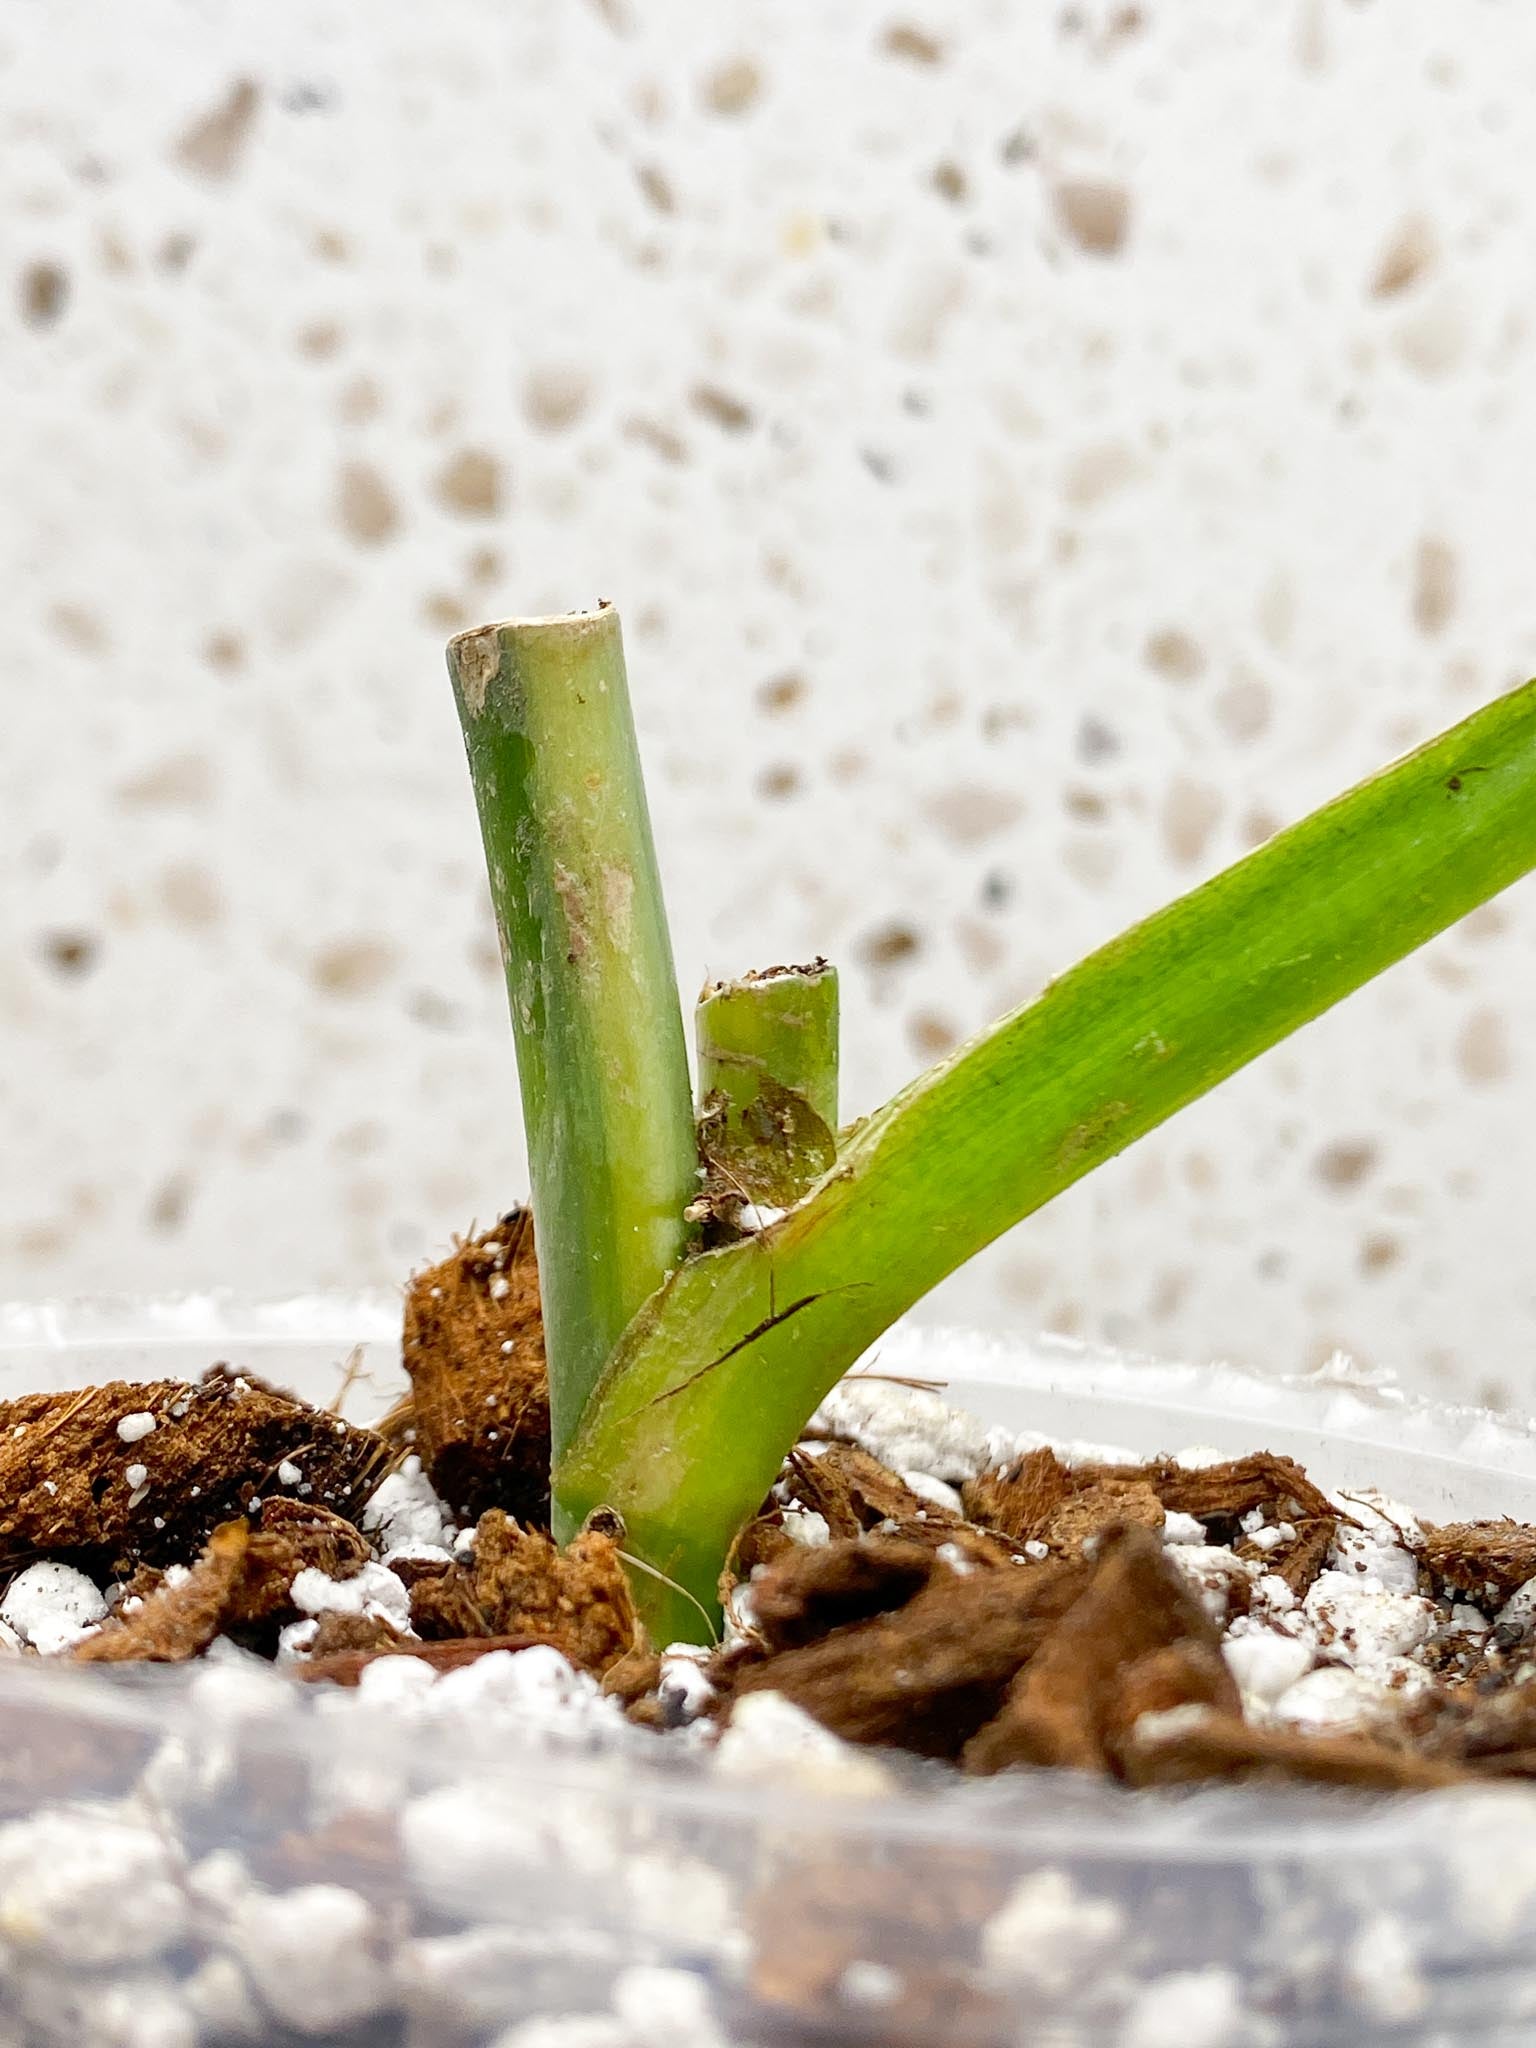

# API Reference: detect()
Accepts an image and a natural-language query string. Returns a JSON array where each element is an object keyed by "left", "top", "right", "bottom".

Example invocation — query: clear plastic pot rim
[{"left": 0, "top": 1293, "right": 1532, "bottom": 1870}]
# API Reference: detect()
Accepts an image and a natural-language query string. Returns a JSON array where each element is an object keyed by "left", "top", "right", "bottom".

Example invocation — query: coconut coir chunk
[
  {"left": 962, "top": 1524, "right": 1228, "bottom": 1776},
  {"left": 0, "top": 1368, "right": 388, "bottom": 1575},
  {"left": 409, "top": 1509, "right": 635, "bottom": 1675},
  {"left": 961, "top": 1445, "right": 1069, "bottom": 1543},
  {"left": 400, "top": 1210, "right": 551, "bottom": 1527},
  {"left": 722, "top": 1552, "right": 1091, "bottom": 1758},
  {"left": 1419, "top": 1521, "right": 1536, "bottom": 1606},
  {"left": 76, "top": 1521, "right": 253, "bottom": 1664},
  {"left": 963, "top": 1449, "right": 1165, "bottom": 1560},
  {"left": 1111, "top": 1451, "right": 1336, "bottom": 1530},
  {"left": 1236, "top": 1514, "right": 1338, "bottom": 1599},
  {"left": 783, "top": 1441, "right": 1028, "bottom": 1566},
  {"left": 76, "top": 1498, "right": 376, "bottom": 1663}
]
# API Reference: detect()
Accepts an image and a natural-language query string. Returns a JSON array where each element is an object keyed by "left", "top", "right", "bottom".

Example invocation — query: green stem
[
  {"left": 447, "top": 608, "right": 697, "bottom": 1462},
  {"left": 695, "top": 964, "right": 840, "bottom": 1212},
  {"left": 556, "top": 679, "right": 1536, "bottom": 1627}
]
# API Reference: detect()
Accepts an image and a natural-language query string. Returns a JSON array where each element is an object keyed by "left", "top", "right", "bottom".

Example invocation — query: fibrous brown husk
[
  {"left": 1419, "top": 1521, "right": 1536, "bottom": 1606},
  {"left": 400, "top": 1211, "right": 551, "bottom": 1527},
  {"left": 961, "top": 1446, "right": 1068, "bottom": 1542},
  {"left": 602, "top": 1646, "right": 664, "bottom": 1708},
  {"left": 1039, "top": 1475, "right": 1166, "bottom": 1558},
  {"left": 75, "top": 1498, "right": 377, "bottom": 1663},
  {"left": 1104, "top": 1451, "right": 1337, "bottom": 1529},
  {"left": 0, "top": 1369, "right": 388, "bottom": 1575},
  {"left": 963, "top": 1452, "right": 1166, "bottom": 1561},
  {"left": 1416, "top": 1685, "right": 1536, "bottom": 1765},
  {"left": 723, "top": 1557, "right": 1090, "bottom": 1757},
  {"left": 1236, "top": 1515, "right": 1338, "bottom": 1599},
  {"left": 962, "top": 1525, "right": 1226, "bottom": 1776},
  {"left": 748, "top": 1537, "right": 937, "bottom": 1652},
  {"left": 304, "top": 1610, "right": 411, "bottom": 1660},
  {"left": 1117, "top": 1705, "right": 1467, "bottom": 1792},
  {"left": 409, "top": 1509, "right": 635, "bottom": 1675},
  {"left": 1106, "top": 1638, "right": 1242, "bottom": 1741},
  {"left": 232, "top": 1498, "right": 373, "bottom": 1625},
  {"left": 783, "top": 1442, "right": 1025, "bottom": 1567},
  {"left": 76, "top": 1521, "right": 252, "bottom": 1664}
]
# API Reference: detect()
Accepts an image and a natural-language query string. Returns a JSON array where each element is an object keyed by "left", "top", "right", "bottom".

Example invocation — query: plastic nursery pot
[{"left": 3, "top": 1303, "right": 1536, "bottom": 2047}]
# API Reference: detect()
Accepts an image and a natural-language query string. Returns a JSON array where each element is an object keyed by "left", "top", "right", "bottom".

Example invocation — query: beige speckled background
[{"left": 2, "top": 1, "right": 1534, "bottom": 1406}]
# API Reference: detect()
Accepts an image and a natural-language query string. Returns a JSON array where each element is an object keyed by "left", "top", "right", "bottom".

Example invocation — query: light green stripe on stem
[
  {"left": 447, "top": 607, "right": 697, "bottom": 1461},
  {"left": 557, "top": 679, "right": 1536, "bottom": 1629}
]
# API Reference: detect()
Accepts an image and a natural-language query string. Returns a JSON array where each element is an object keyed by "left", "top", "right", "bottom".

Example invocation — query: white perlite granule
[
  {"left": 227, "top": 1883, "right": 388, "bottom": 2033},
  {"left": 1221, "top": 1631, "right": 1314, "bottom": 1709},
  {"left": 115, "top": 1412, "right": 156, "bottom": 1444},
  {"left": 1268, "top": 1665, "right": 1400, "bottom": 1735},
  {"left": 0, "top": 1807, "right": 187, "bottom": 1965},
  {"left": 1344, "top": 1911, "right": 1429, "bottom": 2022},
  {"left": 0, "top": 1562, "right": 107, "bottom": 1654},
  {"left": 362, "top": 1455, "right": 454, "bottom": 1560},
  {"left": 289, "top": 1561, "right": 411, "bottom": 1634},
  {"left": 807, "top": 1380, "right": 997, "bottom": 1484},
  {"left": 981, "top": 1869, "right": 1123, "bottom": 1996},
  {"left": 713, "top": 1691, "right": 893, "bottom": 1798},
  {"left": 899, "top": 1469, "right": 965, "bottom": 1514},
  {"left": 1119, "top": 1968, "right": 1242, "bottom": 2048},
  {"left": 1304, "top": 1570, "right": 1436, "bottom": 1681}
]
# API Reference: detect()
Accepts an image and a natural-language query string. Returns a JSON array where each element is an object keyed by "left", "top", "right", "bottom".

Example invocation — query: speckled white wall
[{"left": 3, "top": 0, "right": 1535, "bottom": 1406}]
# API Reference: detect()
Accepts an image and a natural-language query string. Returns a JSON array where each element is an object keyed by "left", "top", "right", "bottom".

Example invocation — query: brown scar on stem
[
  {"left": 450, "top": 627, "right": 500, "bottom": 715},
  {"left": 552, "top": 864, "right": 590, "bottom": 961}
]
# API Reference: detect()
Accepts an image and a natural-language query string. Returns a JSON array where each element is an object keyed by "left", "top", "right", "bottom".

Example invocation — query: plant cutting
[
  {"left": 445, "top": 602, "right": 1536, "bottom": 1645},
  {"left": 5, "top": 605, "right": 1536, "bottom": 2046}
]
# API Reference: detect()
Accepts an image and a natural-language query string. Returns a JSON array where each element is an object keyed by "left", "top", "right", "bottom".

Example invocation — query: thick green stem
[
  {"left": 695, "top": 964, "right": 839, "bottom": 1212},
  {"left": 447, "top": 608, "right": 697, "bottom": 1462},
  {"left": 556, "top": 679, "right": 1536, "bottom": 1628}
]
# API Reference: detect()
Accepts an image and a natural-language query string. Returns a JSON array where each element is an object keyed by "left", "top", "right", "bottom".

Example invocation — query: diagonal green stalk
[
  {"left": 447, "top": 608, "right": 697, "bottom": 1460},
  {"left": 695, "top": 964, "right": 840, "bottom": 1212},
  {"left": 557, "top": 679, "right": 1536, "bottom": 1629}
]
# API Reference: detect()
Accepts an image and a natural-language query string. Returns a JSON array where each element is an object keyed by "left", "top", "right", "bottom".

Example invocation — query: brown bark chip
[
  {"left": 726, "top": 1558, "right": 1090, "bottom": 1758},
  {"left": 229, "top": 1498, "right": 373, "bottom": 1626},
  {"left": 0, "top": 1370, "right": 388, "bottom": 1574},
  {"left": 1110, "top": 1451, "right": 1336, "bottom": 1529},
  {"left": 304, "top": 1611, "right": 410, "bottom": 1660},
  {"left": 1118, "top": 1708, "right": 1467, "bottom": 1793},
  {"left": 401, "top": 1211, "right": 551, "bottom": 1526},
  {"left": 1105, "top": 1639, "right": 1241, "bottom": 1745},
  {"left": 1419, "top": 1521, "right": 1536, "bottom": 1606},
  {"left": 76, "top": 1498, "right": 377, "bottom": 1663},
  {"left": 1236, "top": 1515, "right": 1337, "bottom": 1599},
  {"left": 748, "top": 1537, "right": 937, "bottom": 1651},
  {"left": 962, "top": 1526, "right": 1224, "bottom": 1776},
  {"left": 76, "top": 1521, "right": 252, "bottom": 1664},
  {"left": 962, "top": 1446, "right": 1068, "bottom": 1542},
  {"left": 786, "top": 1442, "right": 1025, "bottom": 1566},
  {"left": 410, "top": 1510, "right": 636, "bottom": 1676},
  {"left": 963, "top": 1452, "right": 1164, "bottom": 1560},
  {"left": 1042, "top": 1476, "right": 1166, "bottom": 1557}
]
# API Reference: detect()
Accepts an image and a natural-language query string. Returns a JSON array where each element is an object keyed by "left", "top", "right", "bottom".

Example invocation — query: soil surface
[{"left": 7, "top": 1232, "right": 1536, "bottom": 1796}]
